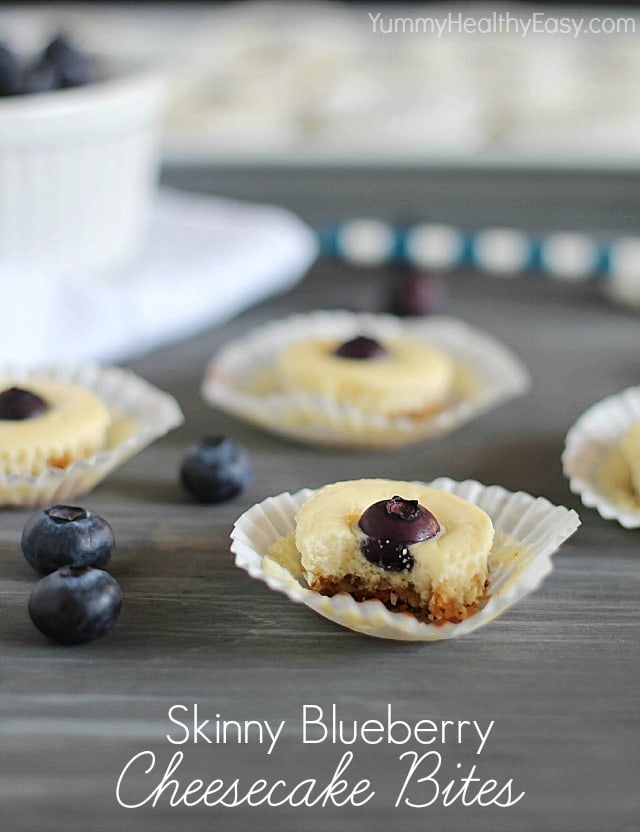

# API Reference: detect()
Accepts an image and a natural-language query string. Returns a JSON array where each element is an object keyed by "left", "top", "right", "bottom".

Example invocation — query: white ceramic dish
[
  {"left": 231, "top": 478, "right": 580, "bottom": 641},
  {"left": 0, "top": 59, "right": 165, "bottom": 278},
  {"left": 0, "top": 363, "right": 183, "bottom": 507},
  {"left": 562, "top": 386, "right": 640, "bottom": 528},
  {"left": 202, "top": 311, "right": 530, "bottom": 449}
]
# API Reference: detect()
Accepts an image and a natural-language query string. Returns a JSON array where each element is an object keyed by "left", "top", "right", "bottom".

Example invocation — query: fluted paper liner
[
  {"left": 202, "top": 311, "right": 530, "bottom": 448},
  {"left": 231, "top": 478, "right": 580, "bottom": 641},
  {"left": 0, "top": 364, "right": 184, "bottom": 507},
  {"left": 563, "top": 385, "right": 640, "bottom": 528}
]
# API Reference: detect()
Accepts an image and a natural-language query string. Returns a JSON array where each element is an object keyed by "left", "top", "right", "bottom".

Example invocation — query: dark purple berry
[
  {"left": 389, "top": 271, "right": 445, "bottom": 317},
  {"left": 334, "top": 335, "right": 387, "bottom": 360},
  {"left": 17, "top": 33, "right": 97, "bottom": 95},
  {"left": 28, "top": 565, "right": 122, "bottom": 645},
  {"left": 359, "top": 537, "right": 415, "bottom": 572},
  {"left": 0, "top": 42, "right": 22, "bottom": 96},
  {"left": 42, "top": 34, "right": 97, "bottom": 88},
  {"left": 0, "top": 387, "right": 48, "bottom": 420},
  {"left": 358, "top": 496, "right": 440, "bottom": 572},
  {"left": 359, "top": 496, "right": 440, "bottom": 541},
  {"left": 21, "top": 505, "right": 115, "bottom": 575},
  {"left": 20, "top": 57, "right": 57, "bottom": 94},
  {"left": 180, "top": 437, "right": 253, "bottom": 504}
]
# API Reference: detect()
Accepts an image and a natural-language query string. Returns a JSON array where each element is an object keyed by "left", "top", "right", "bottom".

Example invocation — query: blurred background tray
[{"left": 3, "top": 2, "right": 640, "bottom": 172}]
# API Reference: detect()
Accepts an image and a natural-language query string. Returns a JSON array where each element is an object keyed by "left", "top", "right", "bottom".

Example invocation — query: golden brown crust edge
[{"left": 308, "top": 572, "right": 487, "bottom": 625}]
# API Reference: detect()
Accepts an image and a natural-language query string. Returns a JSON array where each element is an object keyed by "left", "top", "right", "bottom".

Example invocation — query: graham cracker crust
[{"left": 309, "top": 572, "right": 486, "bottom": 625}]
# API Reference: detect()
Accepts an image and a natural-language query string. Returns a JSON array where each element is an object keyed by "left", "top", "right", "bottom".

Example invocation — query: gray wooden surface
[{"left": 1, "top": 179, "right": 639, "bottom": 832}]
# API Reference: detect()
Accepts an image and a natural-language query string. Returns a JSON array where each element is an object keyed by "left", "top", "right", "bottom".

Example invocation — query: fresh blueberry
[
  {"left": 21, "top": 505, "right": 116, "bottom": 575},
  {"left": 19, "top": 34, "right": 97, "bottom": 95},
  {"left": 180, "top": 437, "right": 253, "bottom": 503},
  {"left": 28, "top": 565, "right": 122, "bottom": 645},
  {"left": 0, "top": 41, "right": 22, "bottom": 96},
  {"left": 43, "top": 34, "right": 97, "bottom": 88},
  {"left": 358, "top": 496, "right": 440, "bottom": 572},
  {"left": 0, "top": 387, "right": 48, "bottom": 420},
  {"left": 20, "top": 57, "right": 58, "bottom": 94},
  {"left": 388, "top": 270, "right": 446, "bottom": 317},
  {"left": 334, "top": 335, "right": 387, "bottom": 360}
]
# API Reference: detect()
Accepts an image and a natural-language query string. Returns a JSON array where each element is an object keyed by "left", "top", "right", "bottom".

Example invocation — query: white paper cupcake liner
[
  {"left": 0, "top": 363, "right": 184, "bottom": 507},
  {"left": 231, "top": 478, "right": 580, "bottom": 641},
  {"left": 562, "top": 386, "right": 640, "bottom": 528},
  {"left": 202, "top": 311, "right": 530, "bottom": 449}
]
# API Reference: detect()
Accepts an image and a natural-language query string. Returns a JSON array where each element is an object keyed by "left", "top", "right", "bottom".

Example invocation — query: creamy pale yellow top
[
  {"left": 295, "top": 478, "right": 494, "bottom": 603},
  {"left": 0, "top": 378, "right": 111, "bottom": 475},
  {"left": 275, "top": 337, "right": 454, "bottom": 415},
  {"left": 620, "top": 421, "right": 640, "bottom": 497}
]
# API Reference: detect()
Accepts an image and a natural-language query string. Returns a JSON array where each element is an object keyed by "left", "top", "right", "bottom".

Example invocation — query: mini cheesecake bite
[
  {"left": 274, "top": 333, "right": 455, "bottom": 417},
  {"left": 0, "top": 378, "right": 111, "bottom": 475},
  {"left": 294, "top": 478, "right": 494, "bottom": 623}
]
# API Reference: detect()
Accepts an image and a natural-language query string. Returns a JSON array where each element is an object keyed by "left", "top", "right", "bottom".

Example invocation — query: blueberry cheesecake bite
[
  {"left": 274, "top": 333, "right": 454, "bottom": 418},
  {"left": 293, "top": 478, "right": 494, "bottom": 623},
  {"left": 0, "top": 378, "right": 111, "bottom": 475}
]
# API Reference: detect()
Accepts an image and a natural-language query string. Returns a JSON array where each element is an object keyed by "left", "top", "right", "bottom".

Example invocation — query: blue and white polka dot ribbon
[{"left": 320, "top": 220, "right": 640, "bottom": 303}]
